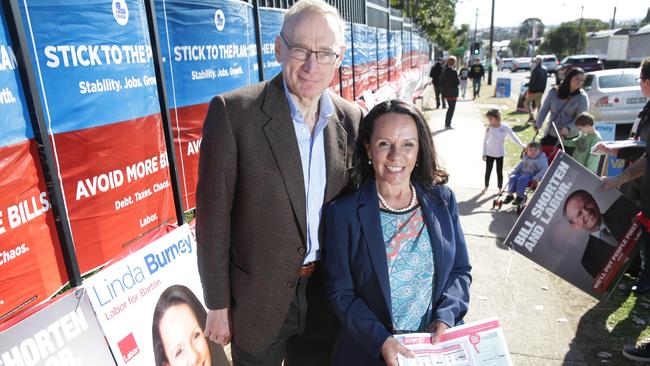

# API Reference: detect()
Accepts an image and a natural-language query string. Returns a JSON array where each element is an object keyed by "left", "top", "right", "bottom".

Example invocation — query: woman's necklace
[{"left": 377, "top": 183, "right": 418, "bottom": 213}]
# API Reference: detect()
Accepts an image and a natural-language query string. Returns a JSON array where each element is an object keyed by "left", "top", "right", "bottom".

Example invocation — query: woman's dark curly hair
[{"left": 352, "top": 99, "right": 448, "bottom": 188}]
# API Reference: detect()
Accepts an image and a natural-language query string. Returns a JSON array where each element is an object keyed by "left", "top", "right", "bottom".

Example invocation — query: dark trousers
[
  {"left": 444, "top": 98, "right": 456, "bottom": 127},
  {"left": 433, "top": 83, "right": 446, "bottom": 108},
  {"left": 231, "top": 268, "right": 339, "bottom": 366},
  {"left": 485, "top": 156, "right": 504, "bottom": 188},
  {"left": 472, "top": 78, "right": 481, "bottom": 98}
]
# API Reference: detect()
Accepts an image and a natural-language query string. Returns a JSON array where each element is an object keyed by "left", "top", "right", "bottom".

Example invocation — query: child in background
[
  {"left": 459, "top": 63, "right": 470, "bottom": 99},
  {"left": 483, "top": 109, "right": 526, "bottom": 194},
  {"left": 504, "top": 142, "right": 548, "bottom": 205},
  {"left": 561, "top": 112, "right": 601, "bottom": 174}
]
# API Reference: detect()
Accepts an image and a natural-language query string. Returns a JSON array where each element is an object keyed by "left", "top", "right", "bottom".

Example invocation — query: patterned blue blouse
[{"left": 380, "top": 205, "right": 435, "bottom": 333}]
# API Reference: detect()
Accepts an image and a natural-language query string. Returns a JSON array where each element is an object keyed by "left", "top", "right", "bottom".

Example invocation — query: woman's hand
[
  {"left": 380, "top": 336, "right": 415, "bottom": 366},
  {"left": 429, "top": 321, "right": 450, "bottom": 344},
  {"left": 591, "top": 142, "right": 618, "bottom": 156},
  {"left": 483, "top": 155, "right": 486, "bottom": 161}
]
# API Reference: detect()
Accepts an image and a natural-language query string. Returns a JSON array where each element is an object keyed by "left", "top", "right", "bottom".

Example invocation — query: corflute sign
[
  {"left": 19, "top": 0, "right": 177, "bottom": 273},
  {"left": 0, "top": 4, "right": 67, "bottom": 322}
]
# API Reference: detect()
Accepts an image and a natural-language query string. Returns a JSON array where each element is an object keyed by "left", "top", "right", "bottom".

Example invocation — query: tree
[
  {"left": 518, "top": 18, "right": 545, "bottom": 40},
  {"left": 391, "top": 0, "right": 458, "bottom": 50},
  {"left": 576, "top": 18, "right": 608, "bottom": 32},
  {"left": 538, "top": 22, "right": 583, "bottom": 59},
  {"left": 509, "top": 39, "right": 528, "bottom": 57}
]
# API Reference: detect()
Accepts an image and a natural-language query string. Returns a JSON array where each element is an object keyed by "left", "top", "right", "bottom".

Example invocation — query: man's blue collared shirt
[{"left": 283, "top": 82, "right": 333, "bottom": 264}]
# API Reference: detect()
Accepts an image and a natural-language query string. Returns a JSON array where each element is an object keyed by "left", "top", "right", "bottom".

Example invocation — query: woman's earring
[
  {"left": 416, "top": 161, "right": 419, "bottom": 167},
  {"left": 368, "top": 159, "right": 372, "bottom": 165}
]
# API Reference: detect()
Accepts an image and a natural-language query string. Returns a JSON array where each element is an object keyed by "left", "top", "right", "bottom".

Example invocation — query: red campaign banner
[
  {"left": 330, "top": 68, "right": 341, "bottom": 96},
  {"left": 0, "top": 140, "right": 67, "bottom": 322},
  {"left": 378, "top": 58, "right": 388, "bottom": 85},
  {"left": 169, "top": 103, "right": 209, "bottom": 211},
  {"left": 55, "top": 116, "right": 176, "bottom": 273},
  {"left": 341, "top": 66, "right": 354, "bottom": 101}
]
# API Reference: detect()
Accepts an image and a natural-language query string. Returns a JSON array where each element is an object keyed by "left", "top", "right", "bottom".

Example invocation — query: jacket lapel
[
  {"left": 262, "top": 74, "right": 307, "bottom": 243},
  {"left": 357, "top": 181, "right": 392, "bottom": 317},
  {"left": 414, "top": 183, "right": 447, "bottom": 301},
  {"left": 323, "top": 97, "right": 348, "bottom": 202}
]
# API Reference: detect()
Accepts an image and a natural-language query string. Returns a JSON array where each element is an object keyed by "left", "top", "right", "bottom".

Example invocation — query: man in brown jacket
[{"left": 195, "top": 1, "right": 361, "bottom": 364}]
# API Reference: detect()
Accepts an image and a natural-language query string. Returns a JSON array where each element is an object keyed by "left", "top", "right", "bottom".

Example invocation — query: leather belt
[{"left": 299, "top": 261, "right": 318, "bottom": 277}]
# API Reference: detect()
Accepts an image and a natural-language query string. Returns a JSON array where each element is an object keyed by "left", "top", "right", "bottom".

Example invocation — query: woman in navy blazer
[{"left": 323, "top": 100, "right": 471, "bottom": 365}]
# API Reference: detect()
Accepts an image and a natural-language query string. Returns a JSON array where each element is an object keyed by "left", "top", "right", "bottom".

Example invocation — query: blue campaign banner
[
  {"left": 367, "top": 27, "right": 377, "bottom": 91},
  {"left": 341, "top": 22, "right": 353, "bottom": 100},
  {"left": 388, "top": 30, "right": 402, "bottom": 80},
  {"left": 0, "top": 6, "right": 32, "bottom": 148},
  {"left": 259, "top": 7, "right": 284, "bottom": 80},
  {"left": 377, "top": 28, "right": 388, "bottom": 84},
  {"left": 19, "top": 0, "right": 161, "bottom": 133},
  {"left": 156, "top": 0, "right": 259, "bottom": 109}
]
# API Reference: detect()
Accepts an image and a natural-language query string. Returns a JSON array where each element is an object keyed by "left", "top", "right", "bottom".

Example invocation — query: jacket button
[
  {"left": 297, "top": 247, "right": 305, "bottom": 254},
  {"left": 287, "top": 281, "right": 296, "bottom": 288}
]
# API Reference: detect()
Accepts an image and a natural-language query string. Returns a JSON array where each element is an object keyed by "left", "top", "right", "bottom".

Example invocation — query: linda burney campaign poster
[
  {"left": 85, "top": 225, "right": 229, "bottom": 365},
  {"left": 504, "top": 153, "right": 642, "bottom": 299}
]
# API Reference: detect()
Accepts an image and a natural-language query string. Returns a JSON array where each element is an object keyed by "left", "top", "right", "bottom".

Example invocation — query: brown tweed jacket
[{"left": 195, "top": 73, "right": 361, "bottom": 352}]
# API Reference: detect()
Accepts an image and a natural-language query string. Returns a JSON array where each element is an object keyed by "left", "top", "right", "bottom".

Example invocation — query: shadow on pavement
[
  {"left": 457, "top": 191, "right": 497, "bottom": 216},
  {"left": 563, "top": 280, "right": 647, "bottom": 365}
]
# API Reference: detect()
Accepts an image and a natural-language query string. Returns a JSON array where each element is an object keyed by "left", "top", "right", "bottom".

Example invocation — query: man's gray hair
[
  {"left": 282, "top": 0, "right": 346, "bottom": 48},
  {"left": 534, "top": 56, "right": 542, "bottom": 64}
]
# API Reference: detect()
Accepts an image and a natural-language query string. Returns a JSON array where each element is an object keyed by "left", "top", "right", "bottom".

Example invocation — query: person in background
[
  {"left": 440, "top": 56, "right": 460, "bottom": 129},
  {"left": 469, "top": 57, "right": 485, "bottom": 99},
  {"left": 459, "top": 63, "right": 470, "bottom": 99},
  {"left": 525, "top": 56, "right": 548, "bottom": 123},
  {"left": 561, "top": 112, "right": 601, "bottom": 174},
  {"left": 195, "top": 1, "right": 361, "bottom": 364},
  {"left": 593, "top": 57, "right": 650, "bottom": 363},
  {"left": 502, "top": 142, "right": 548, "bottom": 205},
  {"left": 323, "top": 99, "right": 471, "bottom": 366},
  {"left": 535, "top": 67, "right": 588, "bottom": 157},
  {"left": 429, "top": 59, "right": 446, "bottom": 109},
  {"left": 482, "top": 109, "right": 525, "bottom": 194}
]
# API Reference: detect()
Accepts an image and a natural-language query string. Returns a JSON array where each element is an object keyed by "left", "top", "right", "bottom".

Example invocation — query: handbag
[{"left": 541, "top": 94, "right": 572, "bottom": 145}]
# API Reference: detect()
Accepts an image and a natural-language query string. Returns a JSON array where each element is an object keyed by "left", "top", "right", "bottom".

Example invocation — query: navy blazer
[{"left": 323, "top": 180, "right": 472, "bottom": 365}]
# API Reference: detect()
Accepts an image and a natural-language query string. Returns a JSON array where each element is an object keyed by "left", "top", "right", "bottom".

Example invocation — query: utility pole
[
  {"left": 488, "top": 0, "right": 495, "bottom": 85},
  {"left": 611, "top": 6, "right": 617, "bottom": 29},
  {"left": 577, "top": 4, "right": 584, "bottom": 54},
  {"left": 473, "top": 8, "right": 478, "bottom": 42}
]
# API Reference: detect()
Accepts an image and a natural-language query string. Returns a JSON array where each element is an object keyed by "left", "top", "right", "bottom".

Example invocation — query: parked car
[
  {"left": 512, "top": 57, "right": 531, "bottom": 72},
  {"left": 584, "top": 68, "right": 648, "bottom": 125},
  {"left": 555, "top": 54, "right": 604, "bottom": 84},
  {"left": 538, "top": 54, "right": 559, "bottom": 75},
  {"left": 498, "top": 58, "right": 514, "bottom": 71}
]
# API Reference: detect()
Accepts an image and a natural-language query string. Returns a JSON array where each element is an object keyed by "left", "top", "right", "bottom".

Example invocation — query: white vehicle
[
  {"left": 584, "top": 68, "right": 648, "bottom": 125},
  {"left": 512, "top": 57, "right": 531, "bottom": 72},
  {"left": 538, "top": 54, "right": 559, "bottom": 74},
  {"left": 499, "top": 58, "right": 514, "bottom": 70}
]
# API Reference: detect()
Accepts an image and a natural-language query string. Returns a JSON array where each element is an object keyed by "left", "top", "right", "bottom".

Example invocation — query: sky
[{"left": 454, "top": 0, "right": 647, "bottom": 29}]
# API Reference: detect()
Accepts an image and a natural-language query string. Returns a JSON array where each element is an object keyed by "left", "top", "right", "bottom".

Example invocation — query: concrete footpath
[{"left": 422, "top": 96, "right": 600, "bottom": 365}]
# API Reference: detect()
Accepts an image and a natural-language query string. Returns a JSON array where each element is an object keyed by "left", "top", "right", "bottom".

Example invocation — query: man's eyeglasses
[{"left": 280, "top": 33, "right": 339, "bottom": 65}]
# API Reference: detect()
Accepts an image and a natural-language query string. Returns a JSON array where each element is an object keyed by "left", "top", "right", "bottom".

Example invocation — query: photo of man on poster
[{"left": 563, "top": 190, "right": 639, "bottom": 278}]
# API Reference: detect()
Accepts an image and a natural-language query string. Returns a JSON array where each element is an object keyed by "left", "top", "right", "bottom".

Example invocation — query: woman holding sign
[{"left": 323, "top": 100, "right": 472, "bottom": 366}]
